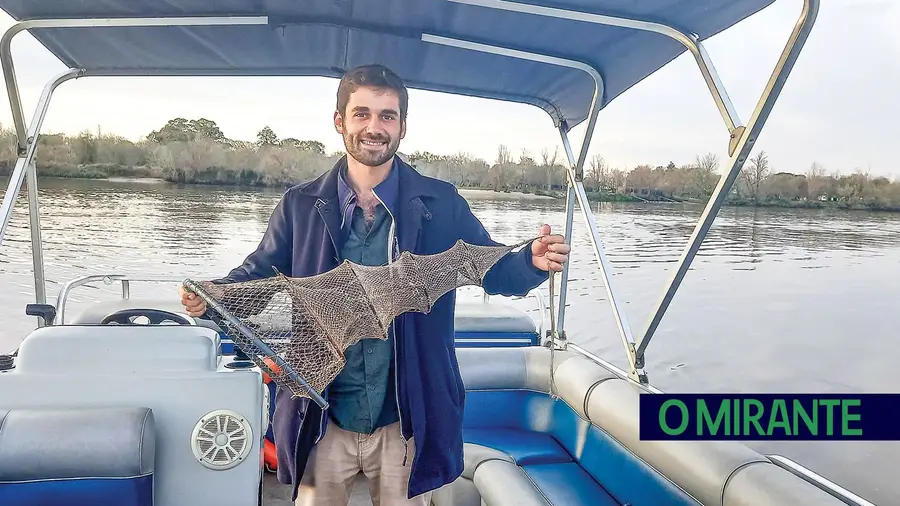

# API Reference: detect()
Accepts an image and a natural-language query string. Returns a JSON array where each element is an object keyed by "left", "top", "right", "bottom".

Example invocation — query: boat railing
[
  {"left": 565, "top": 342, "right": 876, "bottom": 506},
  {"left": 767, "top": 455, "right": 876, "bottom": 506},
  {"left": 51, "top": 274, "right": 184, "bottom": 325}
]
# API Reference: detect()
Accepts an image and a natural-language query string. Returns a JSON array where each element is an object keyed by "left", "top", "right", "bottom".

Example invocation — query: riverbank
[{"left": 7, "top": 163, "right": 900, "bottom": 213}]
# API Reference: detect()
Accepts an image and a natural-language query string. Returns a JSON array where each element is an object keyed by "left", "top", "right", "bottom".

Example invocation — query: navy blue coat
[{"left": 216, "top": 156, "right": 548, "bottom": 500}]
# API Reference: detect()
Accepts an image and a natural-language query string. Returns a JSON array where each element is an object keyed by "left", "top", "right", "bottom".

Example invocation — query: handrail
[
  {"left": 568, "top": 340, "right": 875, "bottom": 505},
  {"left": 767, "top": 455, "right": 876, "bottom": 506},
  {"left": 450, "top": 0, "right": 821, "bottom": 387},
  {"left": 558, "top": 128, "right": 646, "bottom": 382},
  {"left": 419, "top": 31, "right": 646, "bottom": 383},
  {"left": 54, "top": 274, "right": 186, "bottom": 324},
  {"left": 0, "top": 16, "right": 271, "bottom": 322},
  {"left": 567, "top": 343, "right": 661, "bottom": 394},
  {"left": 0, "top": 68, "right": 82, "bottom": 325}
]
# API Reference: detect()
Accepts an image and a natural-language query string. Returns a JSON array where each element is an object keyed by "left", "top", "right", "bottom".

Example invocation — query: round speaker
[{"left": 191, "top": 409, "right": 253, "bottom": 470}]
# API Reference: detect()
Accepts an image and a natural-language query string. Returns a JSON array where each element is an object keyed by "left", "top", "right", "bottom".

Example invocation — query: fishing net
[{"left": 184, "top": 237, "right": 537, "bottom": 409}]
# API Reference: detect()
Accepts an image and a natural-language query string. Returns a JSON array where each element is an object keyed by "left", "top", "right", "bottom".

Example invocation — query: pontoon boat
[{"left": 0, "top": 1, "right": 878, "bottom": 505}]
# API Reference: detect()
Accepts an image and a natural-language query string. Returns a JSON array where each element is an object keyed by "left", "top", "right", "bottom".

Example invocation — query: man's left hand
[{"left": 531, "top": 224, "right": 570, "bottom": 272}]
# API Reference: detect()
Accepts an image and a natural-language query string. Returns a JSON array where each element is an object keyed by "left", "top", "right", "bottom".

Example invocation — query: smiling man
[{"left": 179, "top": 64, "right": 570, "bottom": 505}]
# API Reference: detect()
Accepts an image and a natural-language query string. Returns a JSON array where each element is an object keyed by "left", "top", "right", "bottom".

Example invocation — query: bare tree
[
  {"left": 586, "top": 154, "right": 608, "bottom": 191},
  {"left": 742, "top": 150, "right": 770, "bottom": 203},
  {"left": 692, "top": 152, "right": 720, "bottom": 197},
  {"left": 541, "top": 146, "right": 560, "bottom": 190},
  {"left": 805, "top": 161, "right": 826, "bottom": 199}
]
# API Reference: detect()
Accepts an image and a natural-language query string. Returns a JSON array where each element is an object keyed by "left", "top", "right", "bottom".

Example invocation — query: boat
[{"left": 0, "top": 0, "right": 878, "bottom": 505}]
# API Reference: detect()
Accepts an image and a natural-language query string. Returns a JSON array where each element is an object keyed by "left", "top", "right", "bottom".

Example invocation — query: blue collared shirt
[
  {"left": 336, "top": 157, "right": 400, "bottom": 243},
  {"left": 328, "top": 157, "right": 401, "bottom": 434}
]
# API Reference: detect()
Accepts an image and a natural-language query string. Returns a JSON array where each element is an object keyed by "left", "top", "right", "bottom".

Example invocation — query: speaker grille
[{"left": 191, "top": 409, "right": 253, "bottom": 470}]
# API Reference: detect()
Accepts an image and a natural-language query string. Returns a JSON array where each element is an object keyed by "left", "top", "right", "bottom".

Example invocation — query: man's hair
[{"left": 336, "top": 64, "right": 408, "bottom": 122}]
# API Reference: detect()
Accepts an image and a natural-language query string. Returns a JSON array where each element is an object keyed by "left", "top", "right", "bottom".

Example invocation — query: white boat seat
[
  {"left": 0, "top": 407, "right": 155, "bottom": 505},
  {"left": 453, "top": 302, "right": 536, "bottom": 334},
  {"left": 1, "top": 324, "right": 266, "bottom": 506}
]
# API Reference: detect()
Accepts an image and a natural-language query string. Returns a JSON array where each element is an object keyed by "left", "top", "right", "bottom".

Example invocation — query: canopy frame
[
  {"left": 449, "top": 0, "right": 744, "bottom": 144},
  {"left": 0, "top": 0, "right": 820, "bottom": 385}
]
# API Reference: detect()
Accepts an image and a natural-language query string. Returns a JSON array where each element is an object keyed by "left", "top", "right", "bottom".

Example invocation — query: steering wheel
[{"left": 100, "top": 308, "right": 194, "bottom": 326}]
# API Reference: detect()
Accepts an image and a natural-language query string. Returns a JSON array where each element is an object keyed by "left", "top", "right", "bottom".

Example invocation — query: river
[{"left": 1, "top": 177, "right": 897, "bottom": 505}]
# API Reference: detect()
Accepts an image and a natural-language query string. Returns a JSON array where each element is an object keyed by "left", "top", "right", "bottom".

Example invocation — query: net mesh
[{"left": 185, "top": 237, "right": 536, "bottom": 407}]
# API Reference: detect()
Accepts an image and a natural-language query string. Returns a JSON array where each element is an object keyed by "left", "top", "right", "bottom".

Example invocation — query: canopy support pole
[
  {"left": 554, "top": 133, "right": 576, "bottom": 337},
  {"left": 0, "top": 69, "right": 82, "bottom": 322},
  {"left": 0, "top": 15, "right": 270, "bottom": 324},
  {"left": 447, "top": 0, "right": 820, "bottom": 377},
  {"left": 558, "top": 128, "right": 646, "bottom": 382},
  {"left": 423, "top": 32, "right": 647, "bottom": 383},
  {"left": 635, "top": 0, "right": 820, "bottom": 364},
  {"left": 448, "top": 0, "right": 743, "bottom": 147}
]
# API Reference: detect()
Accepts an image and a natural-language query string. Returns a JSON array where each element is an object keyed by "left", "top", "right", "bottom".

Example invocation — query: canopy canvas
[{"left": 0, "top": 0, "right": 774, "bottom": 131}]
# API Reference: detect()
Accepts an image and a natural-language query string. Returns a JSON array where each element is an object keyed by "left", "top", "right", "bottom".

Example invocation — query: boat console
[
  {"left": 0, "top": 290, "right": 544, "bottom": 506},
  {"left": 0, "top": 322, "right": 268, "bottom": 506}
]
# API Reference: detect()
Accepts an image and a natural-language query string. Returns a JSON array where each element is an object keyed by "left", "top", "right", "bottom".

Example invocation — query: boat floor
[{"left": 263, "top": 472, "right": 375, "bottom": 506}]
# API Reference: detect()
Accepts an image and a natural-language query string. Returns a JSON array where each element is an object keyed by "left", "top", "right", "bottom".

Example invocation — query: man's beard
[{"left": 343, "top": 131, "right": 399, "bottom": 167}]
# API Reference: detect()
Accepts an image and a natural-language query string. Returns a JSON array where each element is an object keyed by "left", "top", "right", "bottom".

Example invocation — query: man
[{"left": 179, "top": 64, "right": 570, "bottom": 505}]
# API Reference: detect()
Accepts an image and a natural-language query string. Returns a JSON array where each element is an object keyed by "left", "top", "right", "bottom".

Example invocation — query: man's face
[{"left": 334, "top": 86, "right": 406, "bottom": 167}]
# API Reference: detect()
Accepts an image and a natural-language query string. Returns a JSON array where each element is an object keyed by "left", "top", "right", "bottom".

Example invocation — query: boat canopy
[{"left": 0, "top": 0, "right": 773, "bottom": 131}]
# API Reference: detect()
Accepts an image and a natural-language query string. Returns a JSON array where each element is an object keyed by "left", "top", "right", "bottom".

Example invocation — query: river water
[{"left": 1, "top": 177, "right": 897, "bottom": 504}]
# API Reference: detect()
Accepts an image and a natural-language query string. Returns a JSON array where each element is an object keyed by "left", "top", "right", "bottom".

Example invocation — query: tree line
[{"left": 1, "top": 117, "right": 897, "bottom": 211}]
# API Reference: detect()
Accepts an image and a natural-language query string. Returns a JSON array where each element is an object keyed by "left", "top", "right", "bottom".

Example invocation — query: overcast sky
[{"left": 0, "top": 1, "right": 897, "bottom": 178}]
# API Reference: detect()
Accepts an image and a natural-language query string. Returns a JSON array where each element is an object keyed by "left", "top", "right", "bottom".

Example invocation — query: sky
[{"left": 0, "top": 1, "right": 898, "bottom": 178}]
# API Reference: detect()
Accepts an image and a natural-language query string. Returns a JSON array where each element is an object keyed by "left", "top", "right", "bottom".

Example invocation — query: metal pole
[
  {"left": 25, "top": 158, "right": 46, "bottom": 309},
  {"left": 635, "top": 0, "right": 820, "bottom": 362},
  {"left": 421, "top": 31, "right": 605, "bottom": 340},
  {"left": 0, "top": 69, "right": 82, "bottom": 247},
  {"left": 767, "top": 455, "right": 876, "bottom": 506},
  {"left": 421, "top": 32, "right": 649, "bottom": 380},
  {"left": 554, "top": 166, "right": 576, "bottom": 333},
  {"left": 559, "top": 135, "right": 646, "bottom": 381},
  {"left": 0, "top": 69, "right": 81, "bottom": 325},
  {"left": 448, "top": 0, "right": 742, "bottom": 136}
]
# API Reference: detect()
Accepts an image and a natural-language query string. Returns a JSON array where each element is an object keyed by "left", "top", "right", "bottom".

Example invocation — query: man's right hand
[{"left": 179, "top": 286, "right": 207, "bottom": 317}]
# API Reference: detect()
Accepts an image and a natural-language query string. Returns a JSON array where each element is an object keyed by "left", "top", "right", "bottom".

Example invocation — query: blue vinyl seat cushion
[
  {"left": 462, "top": 390, "right": 700, "bottom": 506},
  {"left": 464, "top": 428, "right": 572, "bottom": 466},
  {"left": 0, "top": 407, "right": 155, "bottom": 506}
]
